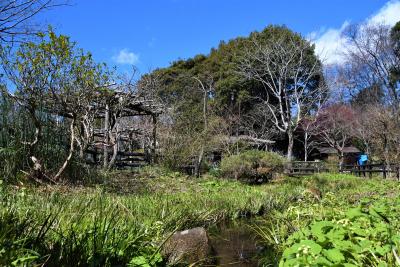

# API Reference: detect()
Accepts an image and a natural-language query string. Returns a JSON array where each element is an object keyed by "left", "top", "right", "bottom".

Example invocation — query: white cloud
[
  {"left": 311, "top": 21, "right": 350, "bottom": 65},
  {"left": 112, "top": 49, "right": 139, "bottom": 65},
  {"left": 311, "top": 0, "right": 400, "bottom": 65},
  {"left": 368, "top": 0, "right": 400, "bottom": 25}
]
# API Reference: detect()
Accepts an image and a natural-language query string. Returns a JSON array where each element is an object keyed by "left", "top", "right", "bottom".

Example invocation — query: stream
[{"left": 208, "top": 219, "right": 270, "bottom": 266}]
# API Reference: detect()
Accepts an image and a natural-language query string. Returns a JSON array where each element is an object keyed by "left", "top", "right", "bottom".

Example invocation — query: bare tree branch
[{"left": 0, "top": 0, "right": 68, "bottom": 44}]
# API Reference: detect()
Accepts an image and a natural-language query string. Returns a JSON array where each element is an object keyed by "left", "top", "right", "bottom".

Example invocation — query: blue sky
[{"left": 38, "top": 0, "right": 400, "bottom": 73}]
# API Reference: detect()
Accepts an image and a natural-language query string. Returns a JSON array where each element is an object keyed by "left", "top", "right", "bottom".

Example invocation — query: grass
[{"left": 1, "top": 169, "right": 400, "bottom": 266}]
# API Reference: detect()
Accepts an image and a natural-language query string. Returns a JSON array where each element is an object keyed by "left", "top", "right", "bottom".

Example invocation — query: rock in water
[{"left": 162, "top": 227, "right": 214, "bottom": 265}]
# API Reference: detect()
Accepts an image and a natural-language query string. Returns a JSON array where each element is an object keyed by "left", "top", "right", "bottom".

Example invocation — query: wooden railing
[
  {"left": 287, "top": 161, "right": 400, "bottom": 180},
  {"left": 340, "top": 163, "right": 400, "bottom": 180},
  {"left": 287, "top": 161, "right": 330, "bottom": 176}
]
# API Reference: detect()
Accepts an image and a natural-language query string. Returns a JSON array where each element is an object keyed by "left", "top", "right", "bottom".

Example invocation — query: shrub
[{"left": 220, "top": 150, "right": 286, "bottom": 183}]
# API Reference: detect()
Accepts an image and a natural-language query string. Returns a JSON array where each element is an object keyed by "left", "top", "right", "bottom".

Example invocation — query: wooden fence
[
  {"left": 340, "top": 163, "right": 400, "bottom": 180},
  {"left": 287, "top": 161, "right": 400, "bottom": 180},
  {"left": 287, "top": 161, "right": 330, "bottom": 176}
]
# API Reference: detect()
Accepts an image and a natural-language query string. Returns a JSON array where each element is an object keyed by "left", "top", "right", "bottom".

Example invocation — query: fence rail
[
  {"left": 287, "top": 161, "right": 400, "bottom": 180},
  {"left": 288, "top": 161, "right": 330, "bottom": 176},
  {"left": 340, "top": 164, "right": 400, "bottom": 180}
]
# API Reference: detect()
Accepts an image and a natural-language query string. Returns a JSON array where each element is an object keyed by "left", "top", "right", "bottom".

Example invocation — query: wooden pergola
[
  {"left": 92, "top": 91, "right": 163, "bottom": 168},
  {"left": 45, "top": 89, "right": 163, "bottom": 169}
]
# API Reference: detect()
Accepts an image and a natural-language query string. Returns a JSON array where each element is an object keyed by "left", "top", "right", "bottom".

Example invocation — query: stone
[{"left": 162, "top": 227, "right": 214, "bottom": 265}]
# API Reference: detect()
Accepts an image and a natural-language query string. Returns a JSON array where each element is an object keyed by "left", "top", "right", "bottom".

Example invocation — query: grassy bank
[{"left": 1, "top": 169, "right": 399, "bottom": 266}]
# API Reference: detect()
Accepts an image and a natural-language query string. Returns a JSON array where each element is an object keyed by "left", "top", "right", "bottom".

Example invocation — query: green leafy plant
[
  {"left": 128, "top": 253, "right": 162, "bottom": 267},
  {"left": 280, "top": 198, "right": 400, "bottom": 266}
]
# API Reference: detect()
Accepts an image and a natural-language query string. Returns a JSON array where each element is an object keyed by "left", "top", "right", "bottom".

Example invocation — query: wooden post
[
  {"left": 369, "top": 164, "right": 372, "bottom": 179},
  {"left": 103, "top": 104, "right": 110, "bottom": 169},
  {"left": 383, "top": 164, "right": 387, "bottom": 179},
  {"left": 152, "top": 114, "right": 157, "bottom": 164},
  {"left": 93, "top": 150, "right": 97, "bottom": 166}
]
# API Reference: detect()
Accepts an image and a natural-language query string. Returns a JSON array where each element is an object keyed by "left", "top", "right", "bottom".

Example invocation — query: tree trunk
[
  {"left": 338, "top": 150, "right": 344, "bottom": 171},
  {"left": 53, "top": 118, "right": 75, "bottom": 181},
  {"left": 383, "top": 134, "right": 390, "bottom": 175},
  {"left": 236, "top": 101, "right": 241, "bottom": 154},
  {"left": 195, "top": 146, "right": 204, "bottom": 178},
  {"left": 195, "top": 80, "right": 208, "bottom": 177},
  {"left": 26, "top": 109, "right": 43, "bottom": 178},
  {"left": 107, "top": 133, "right": 118, "bottom": 170},
  {"left": 152, "top": 115, "right": 157, "bottom": 164},
  {"left": 287, "top": 130, "right": 294, "bottom": 161},
  {"left": 103, "top": 104, "right": 110, "bottom": 169},
  {"left": 304, "top": 132, "right": 308, "bottom": 162},
  {"left": 285, "top": 130, "right": 294, "bottom": 174}
]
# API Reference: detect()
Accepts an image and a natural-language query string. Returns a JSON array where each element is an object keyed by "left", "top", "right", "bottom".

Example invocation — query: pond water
[{"left": 208, "top": 220, "right": 267, "bottom": 266}]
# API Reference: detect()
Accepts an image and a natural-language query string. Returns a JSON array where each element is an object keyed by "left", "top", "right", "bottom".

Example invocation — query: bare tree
[
  {"left": 342, "top": 23, "right": 400, "bottom": 111},
  {"left": 314, "top": 104, "right": 357, "bottom": 167},
  {"left": 238, "top": 32, "right": 324, "bottom": 160},
  {"left": 0, "top": 0, "right": 66, "bottom": 43},
  {"left": 361, "top": 105, "right": 400, "bottom": 168},
  {"left": 338, "top": 23, "right": 400, "bottom": 168},
  {"left": 298, "top": 117, "right": 321, "bottom": 162},
  {"left": 240, "top": 103, "right": 278, "bottom": 150},
  {"left": 297, "top": 89, "right": 327, "bottom": 161},
  {"left": 193, "top": 75, "right": 214, "bottom": 177},
  {"left": 352, "top": 107, "right": 373, "bottom": 155}
]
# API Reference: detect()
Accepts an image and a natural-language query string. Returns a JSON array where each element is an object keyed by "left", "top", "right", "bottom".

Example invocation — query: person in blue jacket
[
  {"left": 358, "top": 153, "right": 368, "bottom": 177},
  {"left": 358, "top": 153, "right": 368, "bottom": 166}
]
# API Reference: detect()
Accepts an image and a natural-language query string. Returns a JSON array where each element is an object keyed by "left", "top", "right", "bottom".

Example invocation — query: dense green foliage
[
  {"left": 220, "top": 150, "right": 286, "bottom": 183},
  {"left": 252, "top": 174, "right": 400, "bottom": 266},
  {"left": 281, "top": 200, "right": 400, "bottom": 266},
  {"left": 1, "top": 170, "right": 399, "bottom": 266}
]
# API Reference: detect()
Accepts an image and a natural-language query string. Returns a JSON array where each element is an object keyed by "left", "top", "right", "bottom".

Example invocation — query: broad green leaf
[
  {"left": 346, "top": 207, "right": 365, "bottom": 220},
  {"left": 129, "top": 256, "right": 150, "bottom": 267},
  {"left": 323, "top": 248, "right": 345, "bottom": 263},
  {"left": 374, "top": 244, "right": 391, "bottom": 256},
  {"left": 298, "top": 239, "right": 322, "bottom": 255}
]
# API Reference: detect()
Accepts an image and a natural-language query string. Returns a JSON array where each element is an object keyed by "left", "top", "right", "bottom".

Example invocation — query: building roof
[
  {"left": 317, "top": 146, "right": 360, "bottom": 154},
  {"left": 227, "top": 135, "right": 275, "bottom": 145}
]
